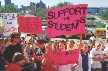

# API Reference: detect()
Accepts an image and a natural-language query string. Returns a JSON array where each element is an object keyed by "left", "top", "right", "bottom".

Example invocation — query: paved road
[{"left": 93, "top": 15, "right": 108, "bottom": 24}]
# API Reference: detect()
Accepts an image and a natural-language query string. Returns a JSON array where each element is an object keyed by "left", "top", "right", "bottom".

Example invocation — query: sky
[{"left": 0, "top": 0, "right": 108, "bottom": 8}]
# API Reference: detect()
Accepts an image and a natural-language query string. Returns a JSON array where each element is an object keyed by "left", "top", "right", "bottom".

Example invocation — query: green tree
[
  {"left": 36, "top": 8, "right": 46, "bottom": 17},
  {"left": 0, "top": 5, "right": 16, "bottom": 13},
  {"left": 98, "top": 9, "right": 108, "bottom": 19},
  {"left": 51, "top": 2, "right": 70, "bottom": 8}
]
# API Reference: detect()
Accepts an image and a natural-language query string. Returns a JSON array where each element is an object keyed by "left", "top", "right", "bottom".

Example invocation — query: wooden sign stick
[{"left": 80, "top": 34, "right": 82, "bottom": 44}]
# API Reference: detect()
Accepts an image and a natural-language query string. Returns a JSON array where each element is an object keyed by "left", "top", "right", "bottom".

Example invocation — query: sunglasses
[{"left": 14, "top": 37, "right": 20, "bottom": 39}]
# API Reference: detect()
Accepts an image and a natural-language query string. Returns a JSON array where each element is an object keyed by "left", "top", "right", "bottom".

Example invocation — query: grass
[
  {"left": 87, "top": 15, "right": 95, "bottom": 18},
  {"left": 98, "top": 16, "right": 104, "bottom": 20},
  {"left": 86, "top": 21, "right": 105, "bottom": 28}
]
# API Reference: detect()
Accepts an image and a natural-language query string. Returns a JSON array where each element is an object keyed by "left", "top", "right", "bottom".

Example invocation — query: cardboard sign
[
  {"left": 51, "top": 49, "right": 79, "bottom": 65},
  {"left": 47, "top": 4, "right": 88, "bottom": 37},
  {"left": 106, "top": 25, "right": 108, "bottom": 38},
  {"left": 0, "top": 13, "right": 18, "bottom": 36},
  {"left": 18, "top": 16, "right": 42, "bottom": 34}
]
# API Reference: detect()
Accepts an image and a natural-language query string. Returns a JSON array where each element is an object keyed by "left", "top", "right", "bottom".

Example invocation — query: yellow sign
[{"left": 0, "top": 20, "right": 2, "bottom": 27}]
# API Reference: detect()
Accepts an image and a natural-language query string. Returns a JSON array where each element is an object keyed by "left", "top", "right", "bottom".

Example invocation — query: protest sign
[
  {"left": 18, "top": 16, "right": 42, "bottom": 34},
  {"left": 51, "top": 49, "right": 79, "bottom": 65},
  {"left": 0, "top": 13, "right": 18, "bottom": 36},
  {"left": 47, "top": 4, "right": 88, "bottom": 37},
  {"left": 0, "top": 20, "right": 2, "bottom": 27}
]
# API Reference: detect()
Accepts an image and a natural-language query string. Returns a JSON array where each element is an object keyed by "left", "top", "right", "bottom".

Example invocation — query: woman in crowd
[
  {"left": 67, "top": 40, "right": 75, "bottom": 50},
  {"left": 59, "top": 40, "right": 65, "bottom": 51},
  {"left": 42, "top": 43, "right": 55, "bottom": 71},
  {"left": 78, "top": 42, "right": 91, "bottom": 71},
  {"left": 53, "top": 41, "right": 59, "bottom": 51}
]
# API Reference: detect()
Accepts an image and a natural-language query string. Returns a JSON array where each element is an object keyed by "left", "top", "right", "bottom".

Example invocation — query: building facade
[
  {"left": 88, "top": 7, "right": 107, "bottom": 14},
  {"left": 0, "top": 1, "right": 1, "bottom": 7},
  {"left": 5, "top": 0, "right": 11, "bottom": 5}
]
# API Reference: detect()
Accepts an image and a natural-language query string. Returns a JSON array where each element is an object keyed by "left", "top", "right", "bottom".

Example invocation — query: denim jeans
[{"left": 102, "top": 61, "right": 108, "bottom": 71}]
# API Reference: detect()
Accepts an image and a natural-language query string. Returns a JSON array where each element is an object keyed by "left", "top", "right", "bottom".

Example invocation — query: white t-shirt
[
  {"left": 90, "top": 48, "right": 103, "bottom": 68},
  {"left": 103, "top": 47, "right": 108, "bottom": 61}
]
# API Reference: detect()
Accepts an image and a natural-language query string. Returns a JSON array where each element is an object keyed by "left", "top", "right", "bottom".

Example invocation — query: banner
[
  {"left": 0, "top": 13, "right": 18, "bottom": 36},
  {"left": 51, "top": 49, "right": 79, "bottom": 65},
  {"left": 18, "top": 16, "right": 42, "bottom": 34},
  {"left": 47, "top": 4, "right": 88, "bottom": 37}
]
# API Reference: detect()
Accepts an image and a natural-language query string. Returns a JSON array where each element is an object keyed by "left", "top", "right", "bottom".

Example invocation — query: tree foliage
[
  {"left": 51, "top": 2, "right": 70, "bottom": 8},
  {"left": 36, "top": 8, "right": 46, "bottom": 17},
  {"left": 0, "top": 5, "right": 16, "bottom": 13},
  {"left": 98, "top": 9, "right": 108, "bottom": 19}
]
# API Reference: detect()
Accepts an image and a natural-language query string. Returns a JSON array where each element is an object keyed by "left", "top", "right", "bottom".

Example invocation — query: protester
[
  {"left": 3, "top": 32, "right": 24, "bottom": 65},
  {"left": 33, "top": 38, "right": 46, "bottom": 71},
  {"left": 53, "top": 41, "right": 59, "bottom": 51},
  {"left": 67, "top": 40, "right": 75, "bottom": 50},
  {"left": 79, "top": 42, "right": 91, "bottom": 71},
  {"left": 0, "top": 38, "right": 5, "bottom": 71},
  {"left": 42, "top": 43, "right": 55, "bottom": 71},
  {"left": 6, "top": 52, "right": 24, "bottom": 71},
  {"left": 59, "top": 40, "right": 65, "bottom": 51},
  {"left": 90, "top": 43, "right": 103, "bottom": 71},
  {"left": 102, "top": 46, "right": 108, "bottom": 71},
  {"left": 100, "top": 44, "right": 105, "bottom": 52}
]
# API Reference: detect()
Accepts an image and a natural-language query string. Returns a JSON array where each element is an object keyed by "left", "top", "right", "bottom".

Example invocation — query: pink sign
[
  {"left": 51, "top": 49, "right": 79, "bottom": 65},
  {"left": 18, "top": 16, "right": 42, "bottom": 34},
  {"left": 47, "top": 4, "right": 88, "bottom": 37}
]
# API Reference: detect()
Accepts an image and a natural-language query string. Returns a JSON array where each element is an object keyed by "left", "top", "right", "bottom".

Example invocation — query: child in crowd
[{"left": 6, "top": 52, "right": 25, "bottom": 71}]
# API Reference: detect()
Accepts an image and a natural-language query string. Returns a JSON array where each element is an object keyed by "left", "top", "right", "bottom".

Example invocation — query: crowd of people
[{"left": 0, "top": 32, "right": 108, "bottom": 71}]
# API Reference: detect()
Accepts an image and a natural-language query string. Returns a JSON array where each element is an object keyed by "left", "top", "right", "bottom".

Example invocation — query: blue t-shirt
[{"left": 82, "top": 53, "right": 88, "bottom": 71}]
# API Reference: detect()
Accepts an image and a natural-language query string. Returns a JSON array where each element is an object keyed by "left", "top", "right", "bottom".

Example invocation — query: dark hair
[
  {"left": 21, "top": 37, "right": 25, "bottom": 40},
  {"left": 80, "top": 42, "right": 90, "bottom": 55},
  {"left": 12, "top": 52, "right": 24, "bottom": 62},
  {"left": 70, "top": 40, "right": 75, "bottom": 44},
  {"left": 37, "top": 38, "right": 45, "bottom": 44},
  {"left": 10, "top": 32, "right": 20, "bottom": 42}
]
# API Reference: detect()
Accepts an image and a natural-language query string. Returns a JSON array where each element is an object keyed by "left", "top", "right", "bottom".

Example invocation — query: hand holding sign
[
  {"left": 18, "top": 16, "right": 42, "bottom": 34},
  {"left": 51, "top": 49, "right": 79, "bottom": 65},
  {"left": 47, "top": 4, "right": 88, "bottom": 37}
]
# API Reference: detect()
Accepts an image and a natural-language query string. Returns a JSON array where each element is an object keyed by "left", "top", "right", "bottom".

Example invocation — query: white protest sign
[
  {"left": 0, "top": 13, "right": 18, "bottom": 36},
  {"left": 106, "top": 25, "right": 108, "bottom": 38}
]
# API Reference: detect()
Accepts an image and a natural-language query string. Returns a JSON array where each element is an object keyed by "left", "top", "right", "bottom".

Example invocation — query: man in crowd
[
  {"left": 90, "top": 43, "right": 103, "bottom": 71},
  {"left": 33, "top": 38, "right": 46, "bottom": 71},
  {"left": 3, "top": 32, "right": 23, "bottom": 65}
]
